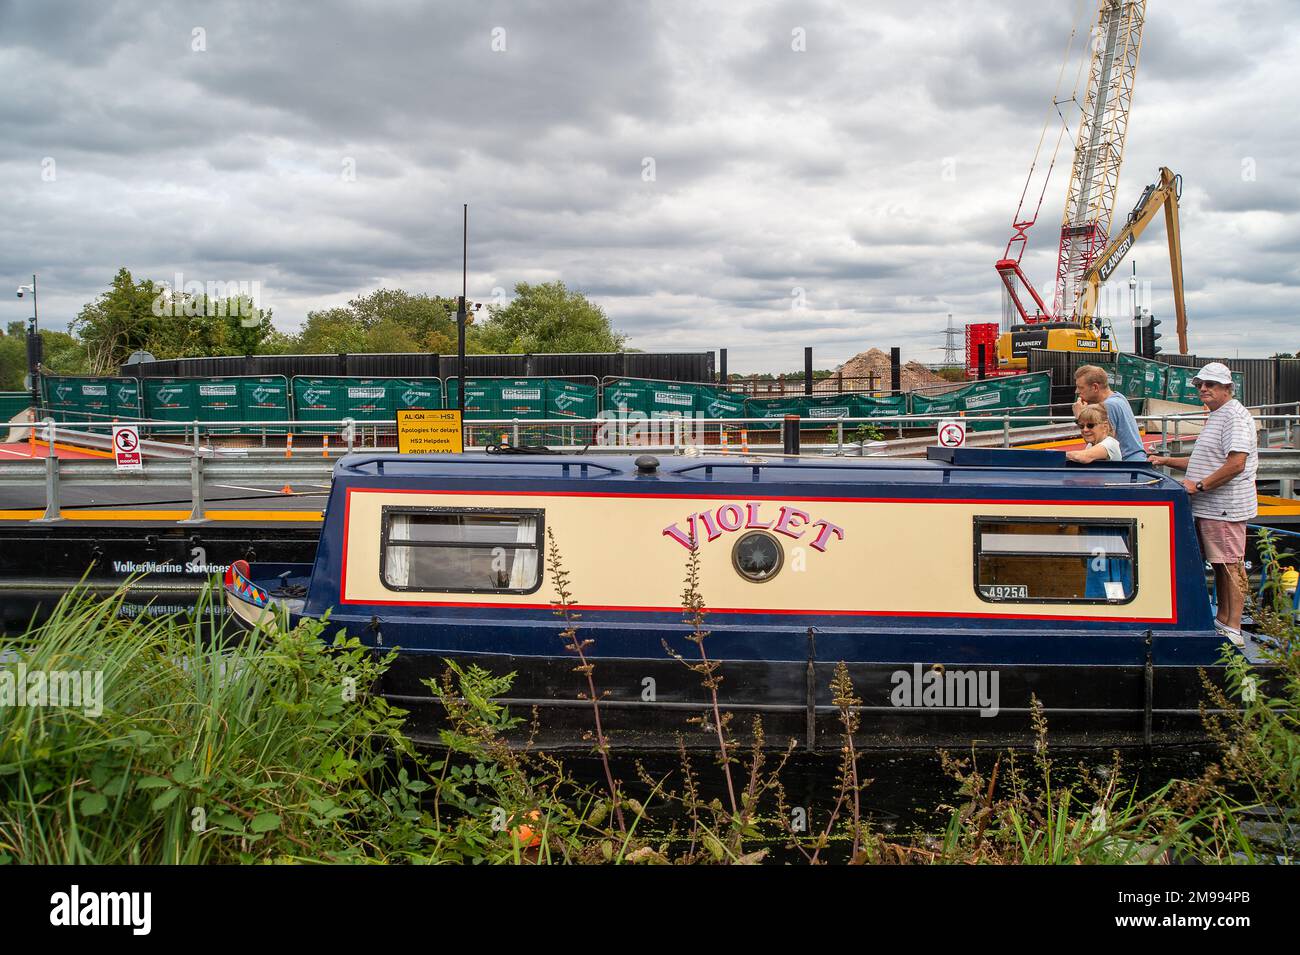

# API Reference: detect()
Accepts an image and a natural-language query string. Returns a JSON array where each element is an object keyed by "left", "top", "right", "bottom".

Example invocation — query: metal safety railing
[
  {"left": 0, "top": 453, "right": 336, "bottom": 523},
  {"left": 5, "top": 403, "right": 1300, "bottom": 522},
  {"left": 8, "top": 403, "right": 1300, "bottom": 455}
]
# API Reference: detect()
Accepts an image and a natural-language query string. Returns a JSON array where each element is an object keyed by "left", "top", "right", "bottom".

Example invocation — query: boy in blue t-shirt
[{"left": 1072, "top": 365, "right": 1146, "bottom": 462}]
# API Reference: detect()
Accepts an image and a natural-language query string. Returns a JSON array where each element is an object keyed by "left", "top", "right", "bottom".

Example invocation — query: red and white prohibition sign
[
  {"left": 112, "top": 425, "right": 143, "bottom": 470},
  {"left": 936, "top": 419, "right": 967, "bottom": 449}
]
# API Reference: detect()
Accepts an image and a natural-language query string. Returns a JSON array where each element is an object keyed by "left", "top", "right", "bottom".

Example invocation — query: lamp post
[
  {"left": 16, "top": 274, "right": 38, "bottom": 412},
  {"left": 450, "top": 298, "right": 486, "bottom": 413},
  {"left": 457, "top": 204, "right": 467, "bottom": 415},
  {"left": 1129, "top": 262, "right": 1140, "bottom": 356}
]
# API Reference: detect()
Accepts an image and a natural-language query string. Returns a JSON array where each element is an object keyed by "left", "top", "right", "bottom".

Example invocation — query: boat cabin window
[
  {"left": 974, "top": 518, "right": 1136, "bottom": 604},
  {"left": 380, "top": 507, "right": 544, "bottom": 594}
]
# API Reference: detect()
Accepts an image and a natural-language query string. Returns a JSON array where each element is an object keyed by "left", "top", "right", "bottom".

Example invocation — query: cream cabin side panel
[{"left": 341, "top": 490, "right": 1174, "bottom": 620}]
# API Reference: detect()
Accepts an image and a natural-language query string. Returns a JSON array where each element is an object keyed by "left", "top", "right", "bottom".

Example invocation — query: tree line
[{"left": 0, "top": 268, "right": 627, "bottom": 390}]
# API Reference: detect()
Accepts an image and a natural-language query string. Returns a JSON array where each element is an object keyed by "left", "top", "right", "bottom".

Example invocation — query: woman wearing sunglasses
[{"left": 1065, "top": 405, "right": 1122, "bottom": 463}]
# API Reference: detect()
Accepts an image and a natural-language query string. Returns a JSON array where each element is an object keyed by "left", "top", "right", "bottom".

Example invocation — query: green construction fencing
[
  {"left": 143, "top": 376, "right": 291, "bottom": 435},
  {"left": 444, "top": 377, "right": 600, "bottom": 418},
  {"left": 601, "top": 378, "right": 701, "bottom": 418},
  {"left": 445, "top": 378, "right": 545, "bottom": 419},
  {"left": 1101, "top": 354, "right": 1247, "bottom": 409},
  {"left": 546, "top": 379, "right": 600, "bottom": 420},
  {"left": 292, "top": 377, "right": 443, "bottom": 433},
  {"left": 1163, "top": 364, "right": 1245, "bottom": 406},
  {"left": 0, "top": 392, "right": 30, "bottom": 425},
  {"left": 1116, "top": 353, "right": 1168, "bottom": 402},
  {"left": 603, "top": 377, "right": 777, "bottom": 420},
  {"left": 697, "top": 389, "right": 748, "bottom": 419},
  {"left": 739, "top": 395, "right": 803, "bottom": 430},
  {"left": 599, "top": 377, "right": 914, "bottom": 430},
  {"left": 910, "top": 372, "right": 1051, "bottom": 431},
  {"left": 446, "top": 377, "right": 599, "bottom": 444},
  {"left": 41, "top": 376, "right": 141, "bottom": 429},
  {"left": 741, "top": 392, "right": 909, "bottom": 430}
]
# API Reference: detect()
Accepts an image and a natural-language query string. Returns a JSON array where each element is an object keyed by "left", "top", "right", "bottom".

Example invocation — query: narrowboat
[{"left": 225, "top": 447, "right": 1274, "bottom": 751}]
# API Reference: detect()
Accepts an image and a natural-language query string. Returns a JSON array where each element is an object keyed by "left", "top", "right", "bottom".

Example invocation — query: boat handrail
[
  {"left": 672, "top": 458, "right": 1166, "bottom": 480},
  {"left": 336, "top": 454, "right": 623, "bottom": 478}
]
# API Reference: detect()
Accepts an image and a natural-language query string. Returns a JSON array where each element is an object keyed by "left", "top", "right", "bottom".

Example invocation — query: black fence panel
[
  {"left": 1028, "top": 349, "right": 1276, "bottom": 408},
  {"left": 623, "top": 351, "right": 715, "bottom": 383},
  {"left": 1278, "top": 359, "right": 1300, "bottom": 406},
  {"left": 1026, "top": 349, "right": 1103, "bottom": 383},
  {"left": 124, "top": 351, "right": 714, "bottom": 384}
]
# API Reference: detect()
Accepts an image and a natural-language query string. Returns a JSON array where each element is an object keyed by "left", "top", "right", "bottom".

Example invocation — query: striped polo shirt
[{"left": 1186, "top": 398, "right": 1258, "bottom": 522}]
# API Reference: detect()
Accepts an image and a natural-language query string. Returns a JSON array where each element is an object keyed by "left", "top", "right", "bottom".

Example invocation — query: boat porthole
[{"left": 732, "top": 531, "right": 783, "bottom": 583}]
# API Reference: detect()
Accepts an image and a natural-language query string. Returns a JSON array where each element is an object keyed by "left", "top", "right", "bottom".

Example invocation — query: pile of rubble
[{"left": 816, "top": 348, "right": 962, "bottom": 395}]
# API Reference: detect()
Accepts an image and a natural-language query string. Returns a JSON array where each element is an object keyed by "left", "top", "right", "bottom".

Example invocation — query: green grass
[
  {"left": 2, "top": 564, "right": 1297, "bottom": 864},
  {"left": 0, "top": 584, "right": 411, "bottom": 863}
]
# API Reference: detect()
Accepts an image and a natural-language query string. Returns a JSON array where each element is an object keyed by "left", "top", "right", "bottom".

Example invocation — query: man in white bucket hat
[{"left": 1148, "top": 362, "right": 1258, "bottom": 643}]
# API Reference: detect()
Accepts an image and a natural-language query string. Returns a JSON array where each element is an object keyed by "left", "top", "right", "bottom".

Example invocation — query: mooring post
[
  {"left": 837, "top": 419, "right": 844, "bottom": 455},
  {"left": 342, "top": 417, "right": 356, "bottom": 454},
  {"left": 182, "top": 455, "right": 207, "bottom": 524},
  {"left": 512, "top": 419, "right": 520, "bottom": 447},
  {"left": 783, "top": 414, "right": 800, "bottom": 455},
  {"left": 38, "top": 436, "right": 63, "bottom": 523},
  {"left": 1003, "top": 414, "right": 1011, "bottom": 448}
]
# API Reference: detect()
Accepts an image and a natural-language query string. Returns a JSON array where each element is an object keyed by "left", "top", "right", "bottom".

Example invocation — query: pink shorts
[{"left": 1196, "top": 518, "right": 1247, "bottom": 564}]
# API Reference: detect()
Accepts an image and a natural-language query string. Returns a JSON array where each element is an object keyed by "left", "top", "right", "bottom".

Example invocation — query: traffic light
[
  {"left": 1135, "top": 308, "right": 1162, "bottom": 359},
  {"left": 25, "top": 323, "right": 42, "bottom": 369}
]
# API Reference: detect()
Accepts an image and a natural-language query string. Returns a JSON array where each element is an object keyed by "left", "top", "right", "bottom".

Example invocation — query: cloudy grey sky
[{"left": 1, "top": 0, "right": 1296, "bottom": 372}]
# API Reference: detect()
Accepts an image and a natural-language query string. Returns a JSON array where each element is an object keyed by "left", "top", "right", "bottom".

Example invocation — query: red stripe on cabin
[{"left": 339, "top": 485, "right": 353, "bottom": 602}]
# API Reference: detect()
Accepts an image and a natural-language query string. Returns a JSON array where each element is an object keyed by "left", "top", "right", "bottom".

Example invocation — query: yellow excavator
[
  {"left": 990, "top": 0, "right": 1192, "bottom": 373},
  {"left": 996, "top": 166, "right": 1188, "bottom": 369},
  {"left": 1074, "top": 165, "right": 1188, "bottom": 354}
]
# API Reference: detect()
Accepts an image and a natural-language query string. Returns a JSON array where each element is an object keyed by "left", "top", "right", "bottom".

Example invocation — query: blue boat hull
[{"left": 231, "top": 590, "right": 1264, "bottom": 751}]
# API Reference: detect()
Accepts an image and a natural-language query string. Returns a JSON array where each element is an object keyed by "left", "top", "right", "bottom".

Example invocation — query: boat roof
[{"left": 334, "top": 448, "right": 1180, "bottom": 491}]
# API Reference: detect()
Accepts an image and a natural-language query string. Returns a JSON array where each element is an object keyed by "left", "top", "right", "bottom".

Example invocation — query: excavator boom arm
[{"left": 1074, "top": 166, "right": 1188, "bottom": 353}]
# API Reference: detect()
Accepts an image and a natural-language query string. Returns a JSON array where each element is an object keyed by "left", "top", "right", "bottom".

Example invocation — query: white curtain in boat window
[
  {"left": 508, "top": 516, "right": 539, "bottom": 589},
  {"left": 387, "top": 513, "right": 411, "bottom": 588}
]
